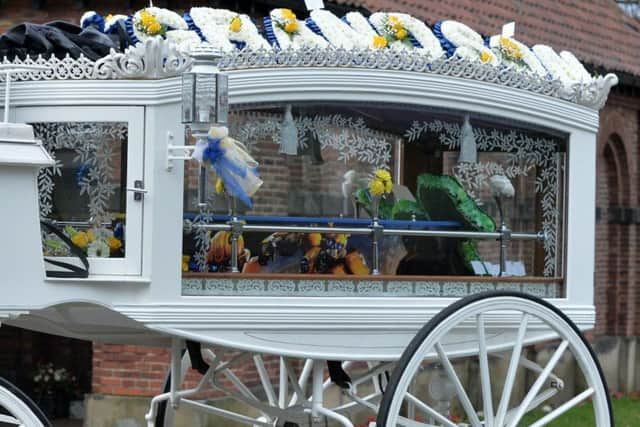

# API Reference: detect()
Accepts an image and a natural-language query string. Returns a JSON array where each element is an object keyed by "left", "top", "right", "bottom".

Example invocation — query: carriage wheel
[
  {"left": 0, "top": 377, "right": 51, "bottom": 427},
  {"left": 377, "top": 291, "right": 613, "bottom": 427}
]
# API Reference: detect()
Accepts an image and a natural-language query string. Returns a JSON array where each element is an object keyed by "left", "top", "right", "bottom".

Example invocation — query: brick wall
[{"left": 595, "top": 93, "right": 640, "bottom": 336}]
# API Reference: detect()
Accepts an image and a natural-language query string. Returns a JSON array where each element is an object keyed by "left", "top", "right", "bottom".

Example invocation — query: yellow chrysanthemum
[
  {"left": 369, "top": 179, "right": 385, "bottom": 196},
  {"left": 480, "top": 50, "right": 494, "bottom": 63},
  {"left": 106, "top": 14, "right": 113, "bottom": 21},
  {"left": 284, "top": 21, "right": 299, "bottom": 34},
  {"left": 388, "top": 15, "right": 399, "bottom": 24},
  {"left": 182, "top": 255, "right": 190, "bottom": 272},
  {"left": 396, "top": 28, "right": 408, "bottom": 40},
  {"left": 86, "top": 229, "right": 96, "bottom": 243},
  {"left": 282, "top": 9, "right": 297, "bottom": 21},
  {"left": 147, "top": 22, "right": 162, "bottom": 35},
  {"left": 139, "top": 10, "right": 155, "bottom": 27},
  {"left": 384, "top": 180, "right": 393, "bottom": 193},
  {"left": 72, "top": 232, "right": 89, "bottom": 249},
  {"left": 108, "top": 236, "right": 122, "bottom": 251},
  {"left": 229, "top": 16, "right": 242, "bottom": 33},
  {"left": 373, "top": 35, "right": 388, "bottom": 49},
  {"left": 375, "top": 169, "right": 392, "bottom": 182},
  {"left": 215, "top": 177, "right": 225, "bottom": 194}
]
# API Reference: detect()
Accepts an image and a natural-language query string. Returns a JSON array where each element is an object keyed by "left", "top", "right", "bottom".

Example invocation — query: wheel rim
[
  {"left": 378, "top": 294, "right": 612, "bottom": 427},
  {"left": 0, "top": 384, "right": 46, "bottom": 427}
]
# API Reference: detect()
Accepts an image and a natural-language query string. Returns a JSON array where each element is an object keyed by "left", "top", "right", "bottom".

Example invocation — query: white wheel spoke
[
  {"left": 504, "top": 388, "right": 558, "bottom": 426},
  {"left": 283, "top": 357, "right": 305, "bottom": 402},
  {"left": 507, "top": 340, "right": 569, "bottom": 427},
  {"left": 405, "top": 392, "right": 457, "bottom": 427},
  {"left": 495, "top": 313, "right": 529, "bottom": 426},
  {"left": 0, "top": 414, "right": 21, "bottom": 424},
  {"left": 529, "top": 388, "right": 595, "bottom": 427},
  {"left": 253, "top": 355, "right": 277, "bottom": 407},
  {"left": 434, "top": 343, "right": 482, "bottom": 427},
  {"left": 477, "top": 313, "right": 494, "bottom": 426}
]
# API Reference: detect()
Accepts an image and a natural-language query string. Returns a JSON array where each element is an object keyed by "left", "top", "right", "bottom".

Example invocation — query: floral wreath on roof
[
  {"left": 264, "top": 8, "right": 328, "bottom": 50},
  {"left": 305, "top": 9, "right": 369, "bottom": 50},
  {"left": 186, "top": 7, "right": 269, "bottom": 51},
  {"left": 126, "top": 7, "right": 188, "bottom": 43},
  {"left": 369, "top": 12, "right": 444, "bottom": 58},
  {"left": 433, "top": 20, "right": 498, "bottom": 65},
  {"left": 489, "top": 35, "right": 547, "bottom": 77}
]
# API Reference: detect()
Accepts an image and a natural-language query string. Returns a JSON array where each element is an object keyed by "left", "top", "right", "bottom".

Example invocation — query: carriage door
[{"left": 15, "top": 106, "right": 145, "bottom": 276}]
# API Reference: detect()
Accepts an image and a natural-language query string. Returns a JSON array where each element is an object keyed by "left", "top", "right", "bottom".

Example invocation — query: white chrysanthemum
[
  {"left": 104, "top": 14, "right": 127, "bottom": 33},
  {"left": 165, "top": 30, "right": 202, "bottom": 54},
  {"left": 343, "top": 11, "right": 380, "bottom": 48},
  {"left": 532, "top": 45, "right": 574, "bottom": 86},
  {"left": 559, "top": 51, "right": 592, "bottom": 83},
  {"left": 270, "top": 9, "right": 328, "bottom": 50},
  {"left": 148, "top": 7, "right": 188, "bottom": 30},
  {"left": 440, "top": 20, "right": 498, "bottom": 65},
  {"left": 88, "top": 239, "right": 110, "bottom": 258},
  {"left": 230, "top": 14, "right": 270, "bottom": 50},
  {"left": 189, "top": 7, "right": 236, "bottom": 27},
  {"left": 310, "top": 9, "right": 369, "bottom": 49},
  {"left": 199, "top": 23, "right": 235, "bottom": 52},
  {"left": 489, "top": 35, "right": 546, "bottom": 77}
]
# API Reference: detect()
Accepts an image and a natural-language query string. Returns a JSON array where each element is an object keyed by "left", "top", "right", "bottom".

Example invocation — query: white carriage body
[{"left": 0, "top": 55, "right": 607, "bottom": 361}]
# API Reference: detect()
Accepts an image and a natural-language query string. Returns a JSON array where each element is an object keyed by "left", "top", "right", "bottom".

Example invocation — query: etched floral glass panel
[
  {"left": 182, "top": 102, "right": 566, "bottom": 298},
  {"left": 34, "top": 122, "right": 128, "bottom": 259}
]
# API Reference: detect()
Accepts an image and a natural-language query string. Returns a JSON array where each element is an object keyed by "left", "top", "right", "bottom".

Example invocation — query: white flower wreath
[
  {"left": 268, "top": 8, "right": 328, "bottom": 50},
  {"left": 532, "top": 45, "right": 577, "bottom": 86},
  {"left": 439, "top": 20, "right": 498, "bottom": 65},
  {"left": 343, "top": 12, "right": 383, "bottom": 49},
  {"left": 165, "top": 30, "right": 202, "bottom": 54},
  {"left": 104, "top": 14, "right": 128, "bottom": 34},
  {"left": 559, "top": 51, "right": 592, "bottom": 83},
  {"left": 489, "top": 35, "right": 546, "bottom": 76},
  {"left": 369, "top": 12, "right": 444, "bottom": 58},
  {"left": 309, "top": 10, "right": 369, "bottom": 49},
  {"left": 189, "top": 7, "right": 269, "bottom": 50},
  {"left": 130, "top": 7, "right": 187, "bottom": 42}
]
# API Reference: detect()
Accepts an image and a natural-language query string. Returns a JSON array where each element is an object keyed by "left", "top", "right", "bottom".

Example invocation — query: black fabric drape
[{"left": 0, "top": 21, "right": 132, "bottom": 61}]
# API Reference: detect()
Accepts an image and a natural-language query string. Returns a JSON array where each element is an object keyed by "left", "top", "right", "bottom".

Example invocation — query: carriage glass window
[
  {"left": 182, "top": 103, "right": 566, "bottom": 298},
  {"left": 35, "top": 122, "right": 128, "bottom": 262}
]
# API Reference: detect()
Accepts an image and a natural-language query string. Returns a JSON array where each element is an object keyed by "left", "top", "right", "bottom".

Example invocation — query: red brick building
[{"left": 1, "top": 0, "right": 639, "bottom": 414}]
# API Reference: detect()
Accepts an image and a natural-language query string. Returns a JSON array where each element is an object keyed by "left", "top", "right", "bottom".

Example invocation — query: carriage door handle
[{"left": 127, "top": 180, "right": 147, "bottom": 201}]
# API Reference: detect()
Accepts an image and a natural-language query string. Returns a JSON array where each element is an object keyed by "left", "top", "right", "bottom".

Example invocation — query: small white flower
[
  {"left": 104, "top": 14, "right": 127, "bottom": 33},
  {"left": 88, "top": 239, "right": 110, "bottom": 258},
  {"left": 165, "top": 30, "right": 202, "bottom": 54},
  {"left": 559, "top": 50, "right": 592, "bottom": 83},
  {"left": 310, "top": 10, "right": 369, "bottom": 49},
  {"left": 532, "top": 45, "right": 575, "bottom": 86}
]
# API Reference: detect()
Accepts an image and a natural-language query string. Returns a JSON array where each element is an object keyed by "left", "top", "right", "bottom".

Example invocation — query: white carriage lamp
[
  {"left": 489, "top": 174, "right": 515, "bottom": 276},
  {"left": 179, "top": 44, "right": 229, "bottom": 207},
  {"left": 0, "top": 65, "right": 54, "bottom": 283},
  {"left": 457, "top": 115, "right": 477, "bottom": 164},
  {"left": 427, "top": 364, "right": 457, "bottom": 418}
]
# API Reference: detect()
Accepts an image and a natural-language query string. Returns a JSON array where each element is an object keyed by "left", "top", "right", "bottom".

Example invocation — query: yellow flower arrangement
[
  {"left": 369, "top": 179, "right": 385, "bottom": 196},
  {"left": 215, "top": 177, "right": 225, "bottom": 194},
  {"left": 480, "top": 50, "right": 494, "bottom": 63},
  {"left": 498, "top": 37, "right": 524, "bottom": 61},
  {"left": 281, "top": 9, "right": 296, "bottom": 21},
  {"left": 284, "top": 21, "right": 299, "bottom": 34},
  {"left": 136, "top": 9, "right": 165, "bottom": 37},
  {"left": 71, "top": 232, "right": 89, "bottom": 249},
  {"left": 107, "top": 236, "right": 123, "bottom": 252},
  {"left": 229, "top": 16, "right": 242, "bottom": 33},
  {"left": 369, "top": 169, "right": 393, "bottom": 196},
  {"left": 373, "top": 35, "right": 388, "bottom": 49}
]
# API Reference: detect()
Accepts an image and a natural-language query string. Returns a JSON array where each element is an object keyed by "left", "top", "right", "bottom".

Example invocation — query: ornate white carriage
[{"left": 0, "top": 5, "right": 619, "bottom": 427}]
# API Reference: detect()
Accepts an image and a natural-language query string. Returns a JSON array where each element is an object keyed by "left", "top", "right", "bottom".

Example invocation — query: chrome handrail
[{"left": 191, "top": 218, "right": 546, "bottom": 276}]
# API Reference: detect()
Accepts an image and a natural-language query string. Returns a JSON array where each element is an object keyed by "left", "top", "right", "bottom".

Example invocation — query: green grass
[{"left": 519, "top": 396, "right": 640, "bottom": 427}]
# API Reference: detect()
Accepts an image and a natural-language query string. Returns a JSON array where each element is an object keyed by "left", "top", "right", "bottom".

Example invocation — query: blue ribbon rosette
[{"left": 194, "top": 128, "right": 263, "bottom": 208}]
